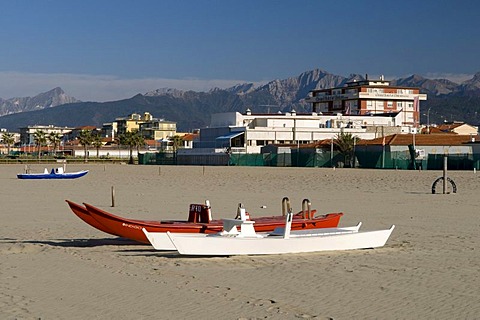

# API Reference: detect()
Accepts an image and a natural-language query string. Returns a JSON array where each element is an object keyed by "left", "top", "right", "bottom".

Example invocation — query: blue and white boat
[{"left": 17, "top": 167, "right": 89, "bottom": 180}]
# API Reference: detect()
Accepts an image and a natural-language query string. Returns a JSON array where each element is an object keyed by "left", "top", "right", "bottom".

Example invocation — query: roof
[
  {"left": 357, "top": 134, "right": 479, "bottom": 146},
  {"left": 76, "top": 126, "right": 97, "bottom": 130},
  {"left": 216, "top": 132, "right": 244, "bottom": 140},
  {"left": 182, "top": 133, "right": 199, "bottom": 141}
]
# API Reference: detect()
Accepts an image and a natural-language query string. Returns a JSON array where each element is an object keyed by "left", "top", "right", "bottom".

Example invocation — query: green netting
[
  {"left": 229, "top": 154, "right": 266, "bottom": 166},
  {"left": 139, "top": 150, "right": 480, "bottom": 170},
  {"left": 355, "top": 150, "right": 475, "bottom": 170}
]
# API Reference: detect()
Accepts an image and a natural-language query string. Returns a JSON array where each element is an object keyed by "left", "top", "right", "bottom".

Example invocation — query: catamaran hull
[
  {"left": 65, "top": 200, "right": 117, "bottom": 236},
  {"left": 166, "top": 226, "right": 395, "bottom": 256},
  {"left": 80, "top": 202, "right": 343, "bottom": 244},
  {"left": 143, "top": 223, "right": 363, "bottom": 251}
]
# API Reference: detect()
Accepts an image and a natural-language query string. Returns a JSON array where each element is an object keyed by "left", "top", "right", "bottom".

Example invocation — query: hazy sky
[{"left": 1, "top": 0, "right": 478, "bottom": 101}]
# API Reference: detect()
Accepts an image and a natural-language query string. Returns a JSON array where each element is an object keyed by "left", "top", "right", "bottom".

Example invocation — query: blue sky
[{"left": 0, "top": 0, "right": 479, "bottom": 101}]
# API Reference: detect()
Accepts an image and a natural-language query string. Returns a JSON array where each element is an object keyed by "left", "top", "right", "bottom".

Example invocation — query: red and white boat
[{"left": 66, "top": 198, "right": 343, "bottom": 245}]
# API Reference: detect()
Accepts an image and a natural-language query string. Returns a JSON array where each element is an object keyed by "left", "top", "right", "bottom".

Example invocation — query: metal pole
[
  {"left": 382, "top": 144, "right": 385, "bottom": 169},
  {"left": 330, "top": 137, "right": 333, "bottom": 167},
  {"left": 427, "top": 107, "right": 431, "bottom": 134},
  {"left": 111, "top": 186, "right": 115, "bottom": 207},
  {"left": 443, "top": 156, "right": 448, "bottom": 194}
]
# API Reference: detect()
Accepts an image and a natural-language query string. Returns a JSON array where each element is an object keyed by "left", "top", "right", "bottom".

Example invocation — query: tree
[
  {"left": 48, "top": 132, "right": 62, "bottom": 155},
  {"left": 1, "top": 132, "right": 15, "bottom": 155},
  {"left": 119, "top": 130, "right": 144, "bottom": 164},
  {"left": 333, "top": 132, "right": 359, "bottom": 168},
  {"left": 170, "top": 135, "right": 184, "bottom": 155},
  {"left": 33, "top": 130, "right": 47, "bottom": 159},
  {"left": 91, "top": 132, "right": 103, "bottom": 158},
  {"left": 78, "top": 130, "right": 93, "bottom": 162}
]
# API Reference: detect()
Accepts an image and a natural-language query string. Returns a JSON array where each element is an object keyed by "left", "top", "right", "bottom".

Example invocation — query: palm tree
[
  {"left": 333, "top": 132, "right": 359, "bottom": 168},
  {"left": 1, "top": 132, "right": 15, "bottom": 156},
  {"left": 78, "top": 130, "right": 93, "bottom": 162},
  {"left": 119, "top": 130, "right": 144, "bottom": 164},
  {"left": 33, "top": 130, "right": 47, "bottom": 159},
  {"left": 48, "top": 132, "right": 62, "bottom": 155},
  {"left": 91, "top": 132, "right": 103, "bottom": 158},
  {"left": 132, "top": 131, "right": 145, "bottom": 155},
  {"left": 170, "top": 135, "right": 183, "bottom": 155}
]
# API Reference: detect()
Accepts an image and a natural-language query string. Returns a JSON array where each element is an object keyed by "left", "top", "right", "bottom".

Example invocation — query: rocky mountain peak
[
  {"left": 0, "top": 87, "right": 79, "bottom": 117},
  {"left": 462, "top": 72, "right": 480, "bottom": 89},
  {"left": 144, "top": 88, "right": 186, "bottom": 98}
]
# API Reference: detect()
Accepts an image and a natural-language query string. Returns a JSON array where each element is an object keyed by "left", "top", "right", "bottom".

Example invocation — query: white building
[
  {"left": 196, "top": 109, "right": 416, "bottom": 154},
  {"left": 19, "top": 125, "right": 74, "bottom": 146}
]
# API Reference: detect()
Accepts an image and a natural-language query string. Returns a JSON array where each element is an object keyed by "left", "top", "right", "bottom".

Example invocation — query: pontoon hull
[
  {"left": 143, "top": 223, "right": 363, "bottom": 251},
  {"left": 166, "top": 226, "right": 395, "bottom": 256}
]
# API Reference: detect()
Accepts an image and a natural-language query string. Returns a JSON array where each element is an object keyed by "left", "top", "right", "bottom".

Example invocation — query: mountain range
[{"left": 1, "top": 70, "right": 480, "bottom": 132}]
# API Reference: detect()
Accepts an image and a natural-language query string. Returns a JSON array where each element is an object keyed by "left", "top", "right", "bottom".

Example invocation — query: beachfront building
[
  {"left": 139, "top": 119, "right": 177, "bottom": 141},
  {"left": 194, "top": 109, "right": 413, "bottom": 154},
  {"left": 19, "top": 125, "right": 74, "bottom": 146},
  {"left": 115, "top": 112, "right": 154, "bottom": 135},
  {"left": 111, "top": 112, "right": 178, "bottom": 143},
  {"left": 305, "top": 76, "right": 427, "bottom": 128},
  {"left": 101, "top": 122, "right": 118, "bottom": 140}
]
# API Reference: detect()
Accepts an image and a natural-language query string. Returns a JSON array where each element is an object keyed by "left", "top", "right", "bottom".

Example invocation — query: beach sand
[{"left": 1, "top": 164, "right": 479, "bottom": 319}]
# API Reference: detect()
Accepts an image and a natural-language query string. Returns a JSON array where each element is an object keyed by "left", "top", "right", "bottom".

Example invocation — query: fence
[
  {"left": 355, "top": 149, "right": 478, "bottom": 170},
  {"left": 139, "top": 150, "right": 480, "bottom": 170}
]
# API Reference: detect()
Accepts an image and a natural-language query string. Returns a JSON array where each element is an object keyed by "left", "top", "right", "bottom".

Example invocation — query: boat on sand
[
  {"left": 148, "top": 206, "right": 394, "bottom": 256},
  {"left": 66, "top": 198, "right": 343, "bottom": 244},
  {"left": 144, "top": 222, "right": 363, "bottom": 251},
  {"left": 18, "top": 167, "right": 88, "bottom": 179}
]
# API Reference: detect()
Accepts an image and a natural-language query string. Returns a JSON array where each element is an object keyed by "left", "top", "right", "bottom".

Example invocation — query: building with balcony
[
  {"left": 305, "top": 75, "right": 427, "bottom": 127},
  {"left": 139, "top": 120, "right": 177, "bottom": 141},
  {"left": 196, "top": 109, "right": 413, "bottom": 154},
  {"left": 115, "top": 112, "right": 154, "bottom": 135},
  {"left": 19, "top": 125, "right": 74, "bottom": 146}
]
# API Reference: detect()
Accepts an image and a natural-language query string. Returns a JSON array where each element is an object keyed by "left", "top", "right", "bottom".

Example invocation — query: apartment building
[
  {"left": 115, "top": 112, "right": 154, "bottom": 135},
  {"left": 305, "top": 76, "right": 427, "bottom": 127},
  {"left": 19, "top": 125, "right": 74, "bottom": 145}
]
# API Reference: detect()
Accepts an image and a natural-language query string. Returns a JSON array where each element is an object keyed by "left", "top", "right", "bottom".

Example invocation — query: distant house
[
  {"left": 436, "top": 122, "right": 478, "bottom": 135},
  {"left": 181, "top": 132, "right": 199, "bottom": 149}
]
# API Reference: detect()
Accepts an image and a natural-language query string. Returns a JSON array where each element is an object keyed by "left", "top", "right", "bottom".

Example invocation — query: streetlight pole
[{"left": 427, "top": 107, "right": 432, "bottom": 134}]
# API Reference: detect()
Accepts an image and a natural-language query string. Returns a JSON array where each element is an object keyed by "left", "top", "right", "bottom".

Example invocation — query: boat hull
[
  {"left": 143, "top": 223, "right": 363, "bottom": 251},
  {"left": 166, "top": 226, "right": 395, "bottom": 256},
  {"left": 81, "top": 202, "right": 343, "bottom": 244},
  {"left": 65, "top": 200, "right": 117, "bottom": 236},
  {"left": 18, "top": 170, "right": 89, "bottom": 179}
]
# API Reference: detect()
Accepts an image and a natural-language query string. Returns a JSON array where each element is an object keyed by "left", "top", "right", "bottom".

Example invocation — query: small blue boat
[{"left": 17, "top": 167, "right": 89, "bottom": 180}]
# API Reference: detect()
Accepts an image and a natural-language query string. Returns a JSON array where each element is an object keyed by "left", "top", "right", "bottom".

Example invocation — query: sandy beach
[{"left": 1, "top": 163, "right": 479, "bottom": 319}]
